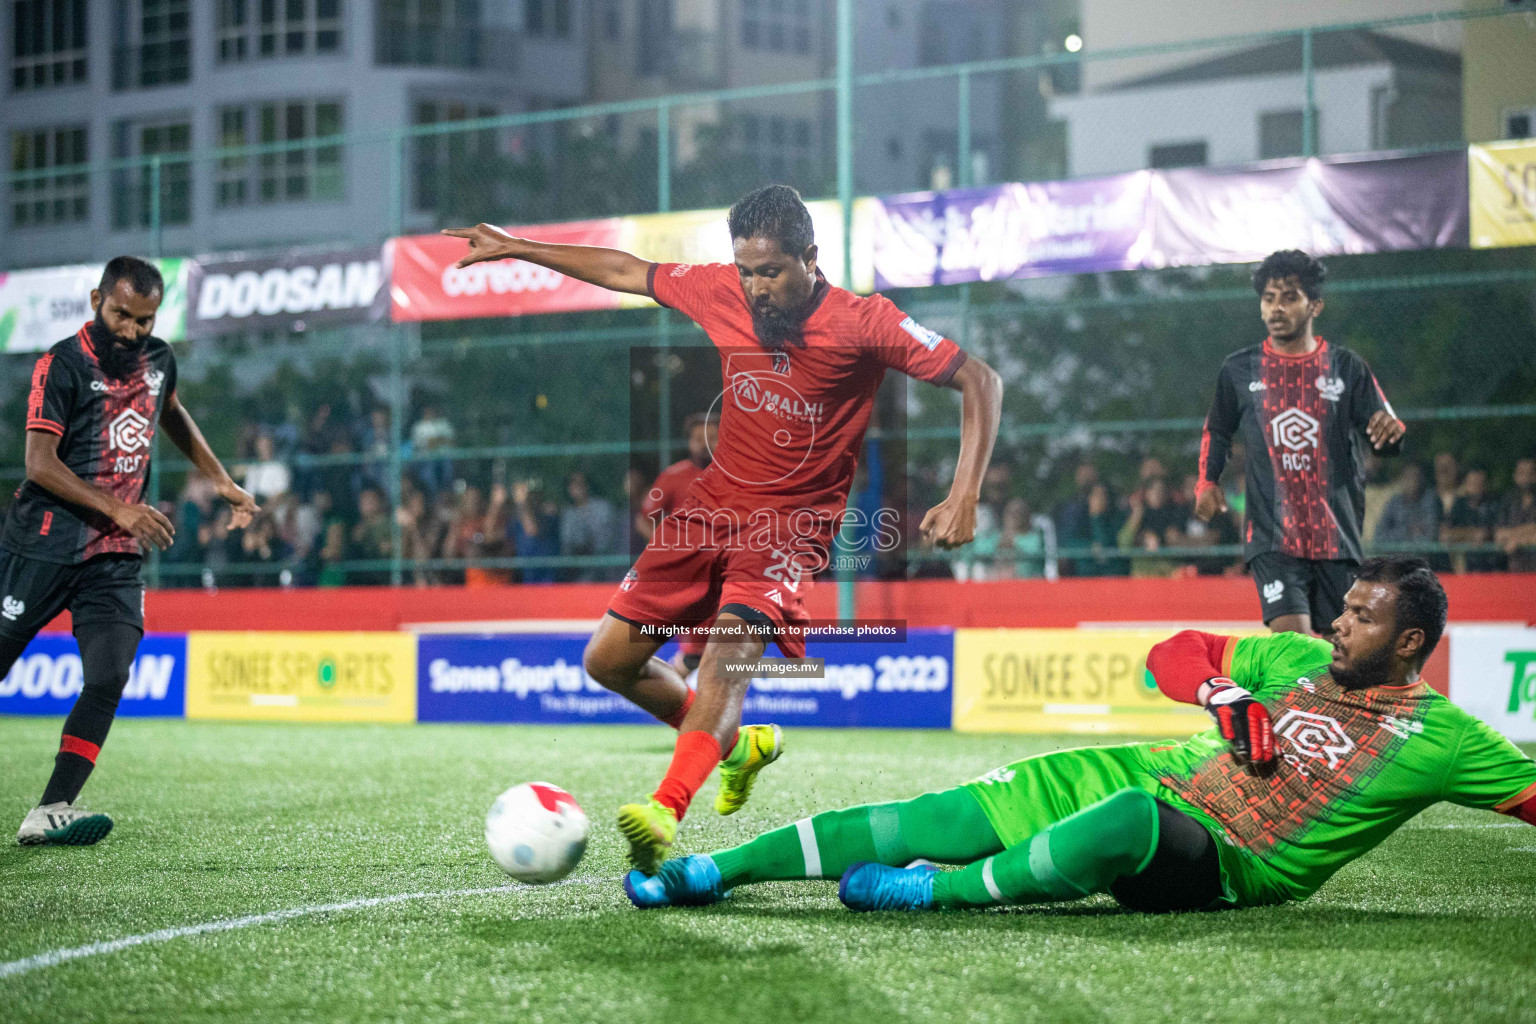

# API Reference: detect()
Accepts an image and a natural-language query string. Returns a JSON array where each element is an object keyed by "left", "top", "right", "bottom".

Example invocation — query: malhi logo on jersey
[
  {"left": 1269, "top": 407, "right": 1321, "bottom": 472},
  {"left": 1274, "top": 708, "right": 1355, "bottom": 770}
]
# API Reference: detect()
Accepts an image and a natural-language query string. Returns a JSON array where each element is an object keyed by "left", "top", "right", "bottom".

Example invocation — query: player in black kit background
[
  {"left": 1195, "top": 250, "right": 1405, "bottom": 638},
  {"left": 7, "top": 256, "right": 256, "bottom": 846}
]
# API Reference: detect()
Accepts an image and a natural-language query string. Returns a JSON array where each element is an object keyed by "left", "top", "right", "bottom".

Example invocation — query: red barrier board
[
  {"left": 37, "top": 574, "right": 1532, "bottom": 635},
  {"left": 388, "top": 219, "right": 624, "bottom": 321}
]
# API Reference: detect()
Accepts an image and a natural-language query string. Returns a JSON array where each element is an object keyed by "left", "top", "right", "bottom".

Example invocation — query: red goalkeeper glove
[{"left": 1202, "top": 678, "right": 1275, "bottom": 766}]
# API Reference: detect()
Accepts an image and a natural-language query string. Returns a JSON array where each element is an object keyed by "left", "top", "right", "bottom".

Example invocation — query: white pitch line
[
  {"left": 0, "top": 883, "right": 539, "bottom": 980},
  {"left": 1405, "top": 822, "right": 1528, "bottom": 830}
]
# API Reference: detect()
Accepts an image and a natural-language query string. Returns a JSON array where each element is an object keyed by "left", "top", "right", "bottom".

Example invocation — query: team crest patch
[
  {"left": 898, "top": 316, "right": 944, "bottom": 352},
  {"left": 1315, "top": 375, "right": 1345, "bottom": 402},
  {"left": 1274, "top": 709, "right": 1355, "bottom": 769},
  {"left": 145, "top": 369, "right": 165, "bottom": 396}
]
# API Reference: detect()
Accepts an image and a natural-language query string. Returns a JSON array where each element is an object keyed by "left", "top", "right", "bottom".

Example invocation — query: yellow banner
[
  {"left": 615, "top": 197, "right": 876, "bottom": 307},
  {"left": 1470, "top": 140, "right": 1536, "bottom": 249},
  {"left": 186, "top": 632, "right": 416, "bottom": 723},
  {"left": 953, "top": 629, "right": 1223, "bottom": 735}
]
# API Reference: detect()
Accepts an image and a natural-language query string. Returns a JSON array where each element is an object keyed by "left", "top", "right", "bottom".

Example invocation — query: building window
[
  {"left": 1259, "top": 110, "right": 1305, "bottom": 160},
  {"left": 11, "top": 0, "right": 88, "bottom": 92},
  {"left": 112, "top": 0, "right": 191, "bottom": 90},
  {"left": 216, "top": 99, "right": 344, "bottom": 206},
  {"left": 9, "top": 125, "right": 88, "bottom": 227},
  {"left": 411, "top": 99, "right": 499, "bottom": 215},
  {"left": 742, "top": 0, "right": 810, "bottom": 55},
  {"left": 600, "top": 0, "right": 620, "bottom": 40},
  {"left": 1507, "top": 108, "right": 1535, "bottom": 140},
  {"left": 1149, "top": 141, "right": 1207, "bottom": 169},
  {"left": 738, "top": 113, "right": 813, "bottom": 178},
  {"left": 524, "top": 0, "right": 569, "bottom": 37},
  {"left": 377, "top": 0, "right": 482, "bottom": 68},
  {"left": 111, "top": 118, "right": 191, "bottom": 228},
  {"left": 218, "top": 0, "right": 342, "bottom": 63}
]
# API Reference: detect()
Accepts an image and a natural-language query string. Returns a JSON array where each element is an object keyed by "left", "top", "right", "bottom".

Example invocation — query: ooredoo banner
[
  {"left": 0, "top": 633, "right": 186, "bottom": 717},
  {"left": 388, "top": 219, "right": 625, "bottom": 322},
  {"left": 418, "top": 629, "right": 953, "bottom": 728},
  {"left": 1447, "top": 625, "right": 1536, "bottom": 743},
  {"left": 185, "top": 632, "right": 416, "bottom": 723},
  {"left": 952, "top": 628, "right": 1212, "bottom": 735},
  {"left": 186, "top": 246, "right": 387, "bottom": 338}
]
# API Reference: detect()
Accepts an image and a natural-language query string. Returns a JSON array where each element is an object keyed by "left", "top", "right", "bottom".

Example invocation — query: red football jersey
[
  {"left": 642, "top": 458, "right": 705, "bottom": 522},
  {"left": 647, "top": 261, "right": 966, "bottom": 553}
]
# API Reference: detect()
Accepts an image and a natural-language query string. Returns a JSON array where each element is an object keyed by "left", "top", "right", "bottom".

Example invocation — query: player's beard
[
  {"left": 88, "top": 315, "right": 146, "bottom": 382},
  {"left": 752, "top": 295, "right": 816, "bottom": 349},
  {"left": 1330, "top": 638, "right": 1395, "bottom": 690}
]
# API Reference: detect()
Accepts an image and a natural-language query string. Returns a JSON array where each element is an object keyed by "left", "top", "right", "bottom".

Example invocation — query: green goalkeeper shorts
[{"left": 961, "top": 743, "right": 1293, "bottom": 909}]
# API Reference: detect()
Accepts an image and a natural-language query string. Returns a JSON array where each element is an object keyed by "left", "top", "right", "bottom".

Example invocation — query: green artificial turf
[{"left": 1, "top": 718, "right": 1533, "bottom": 1024}]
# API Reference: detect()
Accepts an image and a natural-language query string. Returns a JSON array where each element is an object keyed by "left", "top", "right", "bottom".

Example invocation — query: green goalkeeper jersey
[{"left": 1144, "top": 631, "right": 1536, "bottom": 901}]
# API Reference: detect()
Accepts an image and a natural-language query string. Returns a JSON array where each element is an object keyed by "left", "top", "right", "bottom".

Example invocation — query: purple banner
[
  {"left": 872, "top": 173, "right": 1153, "bottom": 289},
  {"left": 1147, "top": 150, "right": 1469, "bottom": 268}
]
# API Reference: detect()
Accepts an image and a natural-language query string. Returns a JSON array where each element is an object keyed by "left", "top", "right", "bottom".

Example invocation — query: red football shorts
[{"left": 607, "top": 509, "right": 815, "bottom": 659}]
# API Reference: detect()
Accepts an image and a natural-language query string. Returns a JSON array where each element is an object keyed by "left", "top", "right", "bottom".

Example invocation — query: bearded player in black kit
[
  {"left": 1196, "top": 250, "right": 1405, "bottom": 638},
  {"left": 8, "top": 257, "right": 256, "bottom": 846}
]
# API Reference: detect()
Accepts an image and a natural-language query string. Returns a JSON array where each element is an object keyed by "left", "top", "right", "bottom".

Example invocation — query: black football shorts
[{"left": 0, "top": 550, "right": 144, "bottom": 642}]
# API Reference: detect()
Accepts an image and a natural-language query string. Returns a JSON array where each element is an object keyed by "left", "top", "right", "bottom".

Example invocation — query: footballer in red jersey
[
  {"left": 446, "top": 185, "right": 1002, "bottom": 871},
  {"left": 638, "top": 412, "right": 718, "bottom": 676},
  {"left": 9, "top": 258, "right": 257, "bottom": 847}
]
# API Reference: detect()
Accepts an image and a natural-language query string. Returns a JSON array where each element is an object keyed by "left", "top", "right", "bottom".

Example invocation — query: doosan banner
[
  {"left": 0, "top": 633, "right": 186, "bottom": 717},
  {"left": 187, "top": 246, "right": 387, "bottom": 338},
  {"left": 418, "top": 630, "right": 953, "bottom": 728}
]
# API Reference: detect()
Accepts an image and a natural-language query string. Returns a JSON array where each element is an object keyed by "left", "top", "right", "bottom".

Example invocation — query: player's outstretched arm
[
  {"left": 24, "top": 429, "right": 175, "bottom": 550},
  {"left": 441, "top": 223, "right": 652, "bottom": 296},
  {"left": 159, "top": 391, "right": 258, "bottom": 530},
  {"left": 1148, "top": 630, "right": 1275, "bottom": 766},
  {"left": 920, "top": 355, "right": 1002, "bottom": 549}
]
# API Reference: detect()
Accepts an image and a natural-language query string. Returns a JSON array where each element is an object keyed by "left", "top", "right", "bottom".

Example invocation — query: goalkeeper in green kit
[{"left": 625, "top": 556, "right": 1536, "bottom": 911}]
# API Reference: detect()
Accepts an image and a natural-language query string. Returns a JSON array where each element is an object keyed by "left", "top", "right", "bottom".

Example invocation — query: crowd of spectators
[
  {"left": 159, "top": 403, "right": 639, "bottom": 588},
  {"left": 948, "top": 448, "right": 1536, "bottom": 582},
  {"left": 155, "top": 398, "right": 1536, "bottom": 588}
]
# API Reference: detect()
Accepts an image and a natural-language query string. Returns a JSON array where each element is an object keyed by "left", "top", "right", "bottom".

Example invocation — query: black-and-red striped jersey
[
  {"left": 1199, "top": 338, "right": 1399, "bottom": 563},
  {"left": 2, "top": 325, "right": 178, "bottom": 564}
]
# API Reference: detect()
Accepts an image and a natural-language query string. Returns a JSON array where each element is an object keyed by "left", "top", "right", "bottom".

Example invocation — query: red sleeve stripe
[
  {"left": 27, "top": 353, "right": 54, "bottom": 424},
  {"left": 1372, "top": 374, "right": 1399, "bottom": 422},
  {"left": 26, "top": 418, "right": 64, "bottom": 436},
  {"left": 60, "top": 734, "right": 101, "bottom": 763},
  {"left": 1494, "top": 780, "right": 1536, "bottom": 815}
]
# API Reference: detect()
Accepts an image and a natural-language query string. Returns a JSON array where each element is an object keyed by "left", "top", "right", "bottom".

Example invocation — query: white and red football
[{"left": 484, "top": 782, "right": 589, "bottom": 884}]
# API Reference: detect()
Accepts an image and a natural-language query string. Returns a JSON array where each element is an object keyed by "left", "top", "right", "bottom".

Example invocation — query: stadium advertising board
[
  {"left": 1147, "top": 150, "right": 1468, "bottom": 267},
  {"left": 952, "top": 629, "right": 1210, "bottom": 735},
  {"left": 186, "top": 247, "right": 387, "bottom": 338},
  {"left": 1469, "top": 140, "right": 1536, "bottom": 249},
  {"left": 0, "top": 258, "right": 188, "bottom": 352},
  {"left": 388, "top": 219, "right": 625, "bottom": 321},
  {"left": 185, "top": 632, "right": 415, "bottom": 723},
  {"left": 1447, "top": 625, "right": 1536, "bottom": 743},
  {"left": 418, "top": 629, "right": 953, "bottom": 728},
  {"left": 0, "top": 633, "right": 186, "bottom": 717},
  {"left": 871, "top": 173, "right": 1153, "bottom": 289}
]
